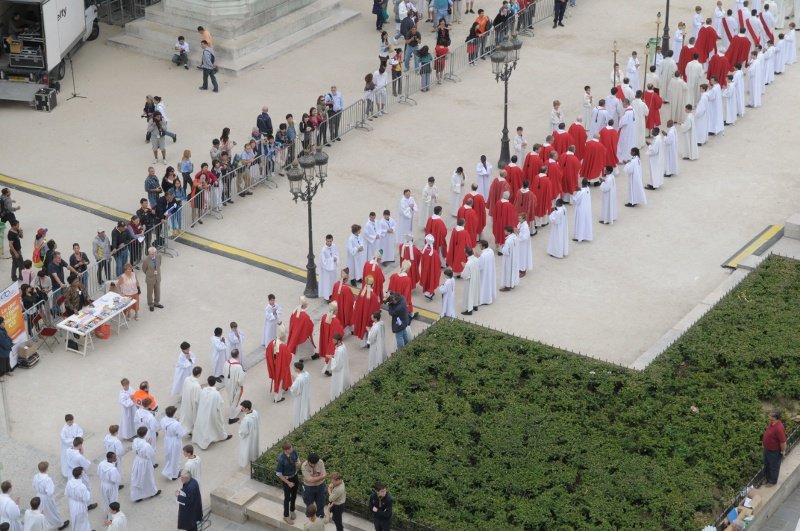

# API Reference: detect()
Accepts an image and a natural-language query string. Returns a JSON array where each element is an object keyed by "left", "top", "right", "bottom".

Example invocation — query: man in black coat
[{"left": 176, "top": 471, "right": 203, "bottom": 531}]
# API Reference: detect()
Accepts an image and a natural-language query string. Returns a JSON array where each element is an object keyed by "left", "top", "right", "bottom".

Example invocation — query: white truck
[{"left": 0, "top": 0, "right": 98, "bottom": 104}]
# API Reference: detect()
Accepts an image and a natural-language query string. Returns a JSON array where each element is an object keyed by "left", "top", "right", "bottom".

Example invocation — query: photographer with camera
[{"left": 385, "top": 292, "right": 411, "bottom": 350}]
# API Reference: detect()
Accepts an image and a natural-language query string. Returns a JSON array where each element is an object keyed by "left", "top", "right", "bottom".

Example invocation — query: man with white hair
[
  {"left": 224, "top": 349, "right": 245, "bottom": 425},
  {"left": 140, "top": 246, "right": 162, "bottom": 312},
  {"left": 176, "top": 471, "right": 203, "bottom": 531},
  {"left": 287, "top": 297, "right": 316, "bottom": 361}
]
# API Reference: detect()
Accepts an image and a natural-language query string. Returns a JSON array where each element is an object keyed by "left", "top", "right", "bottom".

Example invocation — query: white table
[{"left": 56, "top": 292, "right": 136, "bottom": 356}]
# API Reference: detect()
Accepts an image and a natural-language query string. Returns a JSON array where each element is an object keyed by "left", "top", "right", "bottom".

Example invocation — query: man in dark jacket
[
  {"left": 369, "top": 482, "right": 393, "bottom": 531},
  {"left": 176, "top": 471, "right": 203, "bottom": 531},
  {"left": 111, "top": 221, "right": 132, "bottom": 276},
  {"left": 0, "top": 317, "right": 15, "bottom": 381},
  {"left": 256, "top": 107, "right": 273, "bottom": 137},
  {"left": 386, "top": 292, "right": 410, "bottom": 349}
]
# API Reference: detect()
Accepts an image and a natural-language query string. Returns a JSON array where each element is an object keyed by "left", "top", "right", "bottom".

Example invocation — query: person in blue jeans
[
  {"left": 386, "top": 292, "right": 410, "bottom": 349},
  {"left": 301, "top": 453, "right": 327, "bottom": 519},
  {"left": 276, "top": 442, "right": 300, "bottom": 524},
  {"left": 199, "top": 40, "right": 219, "bottom": 92},
  {"left": 111, "top": 221, "right": 132, "bottom": 276}
]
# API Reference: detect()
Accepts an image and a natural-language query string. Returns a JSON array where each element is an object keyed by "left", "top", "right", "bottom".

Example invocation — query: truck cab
[{"left": 0, "top": 0, "right": 98, "bottom": 104}]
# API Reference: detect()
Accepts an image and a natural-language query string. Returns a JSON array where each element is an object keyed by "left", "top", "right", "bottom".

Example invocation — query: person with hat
[
  {"left": 112, "top": 221, "right": 133, "bottom": 277},
  {"left": 64, "top": 274, "right": 89, "bottom": 316},
  {"left": 32, "top": 228, "right": 47, "bottom": 269},
  {"left": 92, "top": 228, "right": 113, "bottom": 285}
]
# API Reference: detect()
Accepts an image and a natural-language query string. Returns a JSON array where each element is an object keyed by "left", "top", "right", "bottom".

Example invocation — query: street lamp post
[
  {"left": 286, "top": 146, "right": 329, "bottom": 298},
  {"left": 491, "top": 34, "right": 523, "bottom": 170},
  {"left": 662, "top": 0, "right": 672, "bottom": 53},
  {"left": 611, "top": 40, "right": 619, "bottom": 90}
]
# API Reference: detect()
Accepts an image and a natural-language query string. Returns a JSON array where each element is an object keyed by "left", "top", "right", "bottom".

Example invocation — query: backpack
[{"left": 32, "top": 244, "right": 43, "bottom": 267}]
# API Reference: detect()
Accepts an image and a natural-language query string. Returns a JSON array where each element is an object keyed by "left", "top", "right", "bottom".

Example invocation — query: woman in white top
[{"left": 117, "top": 263, "right": 141, "bottom": 320}]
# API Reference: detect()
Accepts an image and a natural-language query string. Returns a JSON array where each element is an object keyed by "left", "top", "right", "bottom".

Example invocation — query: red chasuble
[
  {"left": 695, "top": 26, "right": 718, "bottom": 63},
  {"left": 352, "top": 284, "right": 381, "bottom": 339},
  {"left": 598, "top": 127, "right": 620, "bottom": 166},
  {"left": 332, "top": 281, "right": 355, "bottom": 328},
  {"left": 513, "top": 189, "right": 536, "bottom": 224},
  {"left": 522, "top": 152, "right": 544, "bottom": 185},
  {"left": 424, "top": 216, "right": 448, "bottom": 257},
  {"left": 492, "top": 199, "right": 518, "bottom": 245},
  {"left": 362, "top": 261, "right": 386, "bottom": 300},
  {"left": 265, "top": 339, "right": 293, "bottom": 393},
  {"left": 398, "top": 243, "right": 421, "bottom": 287},
  {"left": 538, "top": 142, "right": 554, "bottom": 161},
  {"left": 559, "top": 152, "right": 581, "bottom": 196},
  {"left": 643, "top": 90, "right": 663, "bottom": 129},
  {"left": 457, "top": 206, "right": 479, "bottom": 244},
  {"left": 580, "top": 139, "right": 608, "bottom": 181},
  {"left": 388, "top": 272, "right": 414, "bottom": 312},
  {"left": 317, "top": 314, "right": 344, "bottom": 362},
  {"left": 547, "top": 160, "right": 563, "bottom": 198},
  {"left": 487, "top": 178, "right": 511, "bottom": 217},
  {"left": 504, "top": 164, "right": 524, "bottom": 202},
  {"left": 727, "top": 35, "right": 751, "bottom": 67},
  {"left": 287, "top": 309, "right": 316, "bottom": 356},
  {"left": 419, "top": 244, "right": 442, "bottom": 295},
  {"left": 533, "top": 174, "right": 555, "bottom": 219},
  {"left": 567, "top": 123, "right": 588, "bottom": 161},
  {"left": 678, "top": 45, "right": 695, "bottom": 77},
  {"left": 552, "top": 130, "right": 574, "bottom": 156},
  {"left": 446, "top": 227, "right": 471, "bottom": 273},
  {"left": 707, "top": 54, "right": 731, "bottom": 86}
]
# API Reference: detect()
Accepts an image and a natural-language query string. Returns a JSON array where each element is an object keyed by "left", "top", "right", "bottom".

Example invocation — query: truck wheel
[
  {"left": 87, "top": 22, "right": 99, "bottom": 41},
  {"left": 55, "top": 59, "right": 66, "bottom": 80}
]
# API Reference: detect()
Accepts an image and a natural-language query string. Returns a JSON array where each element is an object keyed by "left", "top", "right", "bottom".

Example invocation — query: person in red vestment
[
  {"left": 546, "top": 153, "right": 563, "bottom": 201},
  {"left": 538, "top": 138, "right": 554, "bottom": 161},
  {"left": 419, "top": 233, "right": 442, "bottom": 299},
  {"left": 398, "top": 235, "right": 421, "bottom": 287},
  {"left": 552, "top": 124, "right": 573, "bottom": 155},
  {"left": 727, "top": 30, "right": 751, "bottom": 68},
  {"left": 423, "top": 205, "right": 448, "bottom": 260},
  {"left": 598, "top": 121, "right": 619, "bottom": 168},
  {"left": 695, "top": 21, "right": 718, "bottom": 63},
  {"left": 362, "top": 253, "right": 385, "bottom": 300},
  {"left": 513, "top": 179, "right": 537, "bottom": 234},
  {"left": 265, "top": 325, "right": 293, "bottom": 402},
  {"left": 387, "top": 261, "right": 414, "bottom": 312},
  {"left": 581, "top": 137, "right": 608, "bottom": 184},
  {"left": 643, "top": 86, "right": 663, "bottom": 129},
  {"left": 352, "top": 276, "right": 381, "bottom": 344},
  {"left": 462, "top": 186, "right": 487, "bottom": 235},
  {"left": 446, "top": 218, "right": 472, "bottom": 275},
  {"left": 487, "top": 172, "right": 511, "bottom": 218},
  {"left": 532, "top": 170, "right": 553, "bottom": 227},
  {"left": 492, "top": 190, "right": 518, "bottom": 248},
  {"left": 287, "top": 296, "right": 317, "bottom": 360},
  {"left": 457, "top": 198, "right": 480, "bottom": 244},
  {"left": 504, "top": 157, "right": 524, "bottom": 202},
  {"left": 559, "top": 146, "right": 581, "bottom": 201},
  {"left": 568, "top": 121, "right": 587, "bottom": 161},
  {"left": 678, "top": 39, "right": 696, "bottom": 78},
  {"left": 522, "top": 147, "right": 543, "bottom": 185},
  {"left": 317, "top": 303, "right": 344, "bottom": 374},
  {"left": 332, "top": 271, "right": 355, "bottom": 333},
  {"left": 706, "top": 50, "right": 731, "bottom": 86}
]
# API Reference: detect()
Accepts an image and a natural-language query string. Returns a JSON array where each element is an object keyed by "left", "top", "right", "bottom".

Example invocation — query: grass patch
[{"left": 254, "top": 255, "right": 800, "bottom": 530}]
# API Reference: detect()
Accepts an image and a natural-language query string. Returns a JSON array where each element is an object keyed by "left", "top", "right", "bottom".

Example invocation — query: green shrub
[{"left": 254, "top": 255, "right": 800, "bottom": 530}]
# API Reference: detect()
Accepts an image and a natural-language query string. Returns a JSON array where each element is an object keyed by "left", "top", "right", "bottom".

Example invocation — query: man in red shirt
[{"left": 763, "top": 409, "right": 787, "bottom": 486}]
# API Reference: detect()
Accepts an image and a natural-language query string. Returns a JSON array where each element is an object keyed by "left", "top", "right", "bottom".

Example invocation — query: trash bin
[{"left": 94, "top": 324, "right": 111, "bottom": 339}]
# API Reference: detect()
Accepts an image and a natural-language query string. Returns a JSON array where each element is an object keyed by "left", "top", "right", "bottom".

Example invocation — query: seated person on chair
[{"left": 63, "top": 274, "right": 89, "bottom": 316}]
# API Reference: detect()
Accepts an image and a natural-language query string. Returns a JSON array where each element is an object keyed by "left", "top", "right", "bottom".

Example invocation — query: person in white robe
[
  {"left": 626, "top": 52, "right": 641, "bottom": 90},
  {"left": 32, "top": 464, "right": 65, "bottom": 530},
  {"left": 319, "top": 235, "right": 339, "bottom": 301},
  {"left": 104, "top": 426, "right": 127, "bottom": 475},
  {"left": 546, "top": 202, "right": 569, "bottom": 258},
  {"left": 707, "top": 79, "right": 725, "bottom": 135},
  {"left": 171, "top": 343, "right": 196, "bottom": 397},
  {"left": 367, "top": 314, "right": 387, "bottom": 370},
  {"left": 685, "top": 58, "right": 704, "bottom": 105},
  {"left": 631, "top": 94, "right": 649, "bottom": 147},
  {"left": 713, "top": 1, "right": 725, "bottom": 34},
  {"left": 693, "top": 8, "right": 703, "bottom": 38},
  {"left": 238, "top": 401, "right": 260, "bottom": 468},
  {"left": 721, "top": 11, "right": 740, "bottom": 49},
  {"left": 180, "top": 367, "right": 202, "bottom": 434},
  {"left": 65, "top": 471, "right": 91, "bottom": 531},
  {"left": 775, "top": 34, "right": 787, "bottom": 73},
  {"left": 732, "top": 65, "right": 746, "bottom": 118},
  {"left": 378, "top": 211, "right": 397, "bottom": 263},
  {"left": 624, "top": 149, "right": 648, "bottom": 207},
  {"left": 207, "top": 329, "right": 226, "bottom": 381},
  {"left": 226, "top": 322, "right": 245, "bottom": 359},
  {"left": 438, "top": 269, "right": 456, "bottom": 318},
  {"left": 461, "top": 248, "right": 481, "bottom": 315},
  {"left": 501, "top": 229, "right": 521, "bottom": 288},
  {"left": 261, "top": 295, "right": 282, "bottom": 346},
  {"left": 589, "top": 102, "right": 610, "bottom": 140},
  {"left": 616, "top": 103, "right": 636, "bottom": 163},
  {"left": 0, "top": 483, "right": 22, "bottom": 531},
  {"left": 605, "top": 91, "right": 623, "bottom": 130},
  {"left": 330, "top": 337, "right": 351, "bottom": 400},
  {"left": 572, "top": 182, "right": 593, "bottom": 242},
  {"left": 346, "top": 226, "right": 367, "bottom": 284},
  {"left": 673, "top": 23, "right": 685, "bottom": 57},
  {"left": 475, "top": 156, "right": 492, "bottom": 199},
  {"left": 23, "top": 501, "right": 48, "bottom": 531},
  {"left": 420, "top": 177, "right": 439, "bottom": 228},
  {"left": 134, "top": 405, "right": 158, "bottom": 448},
  {"left": 129, "top": 427, "right": 160, "bottom": 502},
  {"left": 659, "top": 52, "right": 678, "bottom": 99},
  {"left": 785, "top": 25, "right": 796, "bottom": 64},
  {"left": 65, "top": 439, "right": 92, "bottom": 497},
  {"left": 289, "top": 361, "right": 311, "bottom": 428},
  {"left": 224, "top": 350, "right": 245, "bottom": 422},
  {"left": 722, "top": 76, "right": 737, "bottom": 125},
  {"left": 747, "top": 52, "right": 763, "bottom": 108},
  {"left": 106, "top": 504, "right": 127, "bottom": 531},
  {"left": 679, "top": 106, "right": 700, "bottom": 160},
  {"left": 581, "top": 88, "right": 593, "bottom": 129},
  {"left": 763, "top": 42, "right": 776, "bottom": 84},
  {"left": 192, "top": 378, "right": 230, "bottom": 450},
  {"left": 477, "top": 241, "right": 497, "bottom": 305},
  {"left": 516, "top": 215, "right": 534, "bottom": 272},
  {"left": 599, "top": 167, "right": 617, "bottom": 225},
  {"left": 363, "top": 212, "right": 381, "bottom": 260},
  {"left": 663, "top": 122, "right": 680, "bottom": 176},
  {"left": 398, "top": 190, "right": 419, "bottom": 236},
  {"left": 118, "top": 381, "right": 136, "bottom": 440},
  {"left": 181, "top": 447, "right": 202, "bottom": 485},
  {"left": 60, "top": 416, "right": 83, "bottom": 479},
  {"left": 97, "top": 453, "right": 120, "bottom": 520},
  {"left": 160, "top": 406, "right": 185, "bottom": 480},
  {"left": 548, "top": 101, "right": 565, "bottom": 133},
  {"left": 645, "top": 129, "right": 665, "bottom": 190},
  {"left": 694, "top": 86, "right": 710, "bottom": 145},
  {"left": 514, "top": 128, "right": 528, "bottom": 161},
  {"left": 667, "top": 72, "right": 689, "bottom": 123}
]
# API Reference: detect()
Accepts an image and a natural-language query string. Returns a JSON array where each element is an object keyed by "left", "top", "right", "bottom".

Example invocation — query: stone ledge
[{"left": 784, "top": 213, "right": 800, "bottom": 241}]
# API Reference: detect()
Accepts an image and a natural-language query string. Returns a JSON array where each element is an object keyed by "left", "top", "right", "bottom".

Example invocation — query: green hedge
[{"left": 254, "top": 255, "right": 800, "bottom": 530}]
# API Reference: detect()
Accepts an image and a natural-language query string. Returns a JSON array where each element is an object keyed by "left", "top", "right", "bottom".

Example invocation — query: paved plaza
[{"left": 0, "top": 0, "right": 799, "bottom": 528}]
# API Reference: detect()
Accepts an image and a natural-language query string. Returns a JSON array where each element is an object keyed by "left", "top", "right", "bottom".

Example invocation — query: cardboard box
[
  {"left": 16, "top": 340, "right": 38, "bottom": 359},
  {"left": 9, "top": 40, "right": 22, "bottom": 54}
]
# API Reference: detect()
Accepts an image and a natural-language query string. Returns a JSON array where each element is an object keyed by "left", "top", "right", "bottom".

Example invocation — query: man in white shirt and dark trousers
[
  {"left": 199, "top": 40, "right": 218, "bottom": 93},
  {"left": 325, "top": 86, "right": 344, "bottom": 141},
  {"left": 172, "top": 35, "right": 189, "bottom": 69}
]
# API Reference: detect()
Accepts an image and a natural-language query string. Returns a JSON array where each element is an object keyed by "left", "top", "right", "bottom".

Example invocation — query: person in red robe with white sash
[
  {"left": 457, "top": 199, "right": 480, "bottom": 245},
  {"left": 419, "top": 234, "right": 442, "bottom": 299},
  {"left": 695, "top": 20, "right": 718, "bottom": 63},
  {"left": 487, "top": 172, "right": 511, "bottom": 218},
  {"left": 492, "top": 191, "right": 518, "bottom": 249},
  {"left": 532, "top": 169, "right": 554, "bottom": 227},
  {"left": 643, "top": 85, "right": 663, "bottom": 128},
  {"left": 317, "top": 303, "right": 344, "bottom": 375},
  {"left": 265, "top": 325, "right": 293, "bottom": 402},
  {"left": 559, "top": 146, "right": 582, "bottom": 200},
  {"left": 537, "top": 138, "right": 554, "bottom": 161},
  {"left": 727, "top": 29, "right": 752, "bottom": 68},
  {"left": 398, "top": 236, "right": 421, "bottom": 287},
  {"left": 462, "top": 186, "right": 488, "bottom": 235},
  {"left": 332, "top": 271, "right": 355, "bottom": 333},
  {"left": 707, "top": 50, "right": 731, "bottom": 86},
  {"left": 598, "top": 121, "right": 620, "bottom": 168},
  {"left": 567, "top": 121, "right": 587, "bottom": 161},
  {"left": 287, "top": 297, "right": 316, "bottom": 361},
  {"left": 546, "top": 153, "right": 563, "bottom": 202},
  {"left": 513, "top": 179, "right": 536, "bottom": 232},
  {"left": 503, "top": 158, "right": 524, "bottom": 202},
  {"left": 387, "top": 261, "right": 414, "bottom": 312},
  {"left": 446, "top": 218, "right": 472, "bottom": 275},
  {"left": 423, "top": 205, "right": 448, "bottom": 260},
  {"left": 580, "top": 137, "right": 608, "bottom": 185},
  {"left": 522, "top": 148, "right": 543, "bottom": 185},
  {"left": 361, "top": 253, "right": 386, "bottom": 300},
  {"left": 552, "top": 123, "right": 573, "bottom": 155},
  {"left": 678, "top": 39, "right": 696, "bottom": 77},
  {"left": 352, "top": 276, "right": 381, "bottom": 345}
]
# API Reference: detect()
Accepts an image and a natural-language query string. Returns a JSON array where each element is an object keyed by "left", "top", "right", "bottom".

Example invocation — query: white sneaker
[
  {"left": 153, "top": 159, "right": 159, "bottom": 164},
  {"left": 382, "top": 110, "right": 389, "bottom": 114}
]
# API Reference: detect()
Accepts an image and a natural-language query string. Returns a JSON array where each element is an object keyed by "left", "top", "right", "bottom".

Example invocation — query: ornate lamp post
[
  {"left": 490, "top": 33, "right": 523, "bottom": 170},
  {"left": 286, "top": 147, "right": 328, "bottom": 298},
  {"left": 662, "top": 0, "right": 672, "bottom": 53},
  {"left": 611, "top": 40, "right": 619, "bottom": 90}
]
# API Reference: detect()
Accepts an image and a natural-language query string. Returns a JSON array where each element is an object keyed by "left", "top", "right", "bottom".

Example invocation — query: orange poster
[{"left": 0, "top": 282, "right": 27, "bottom": 368}]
